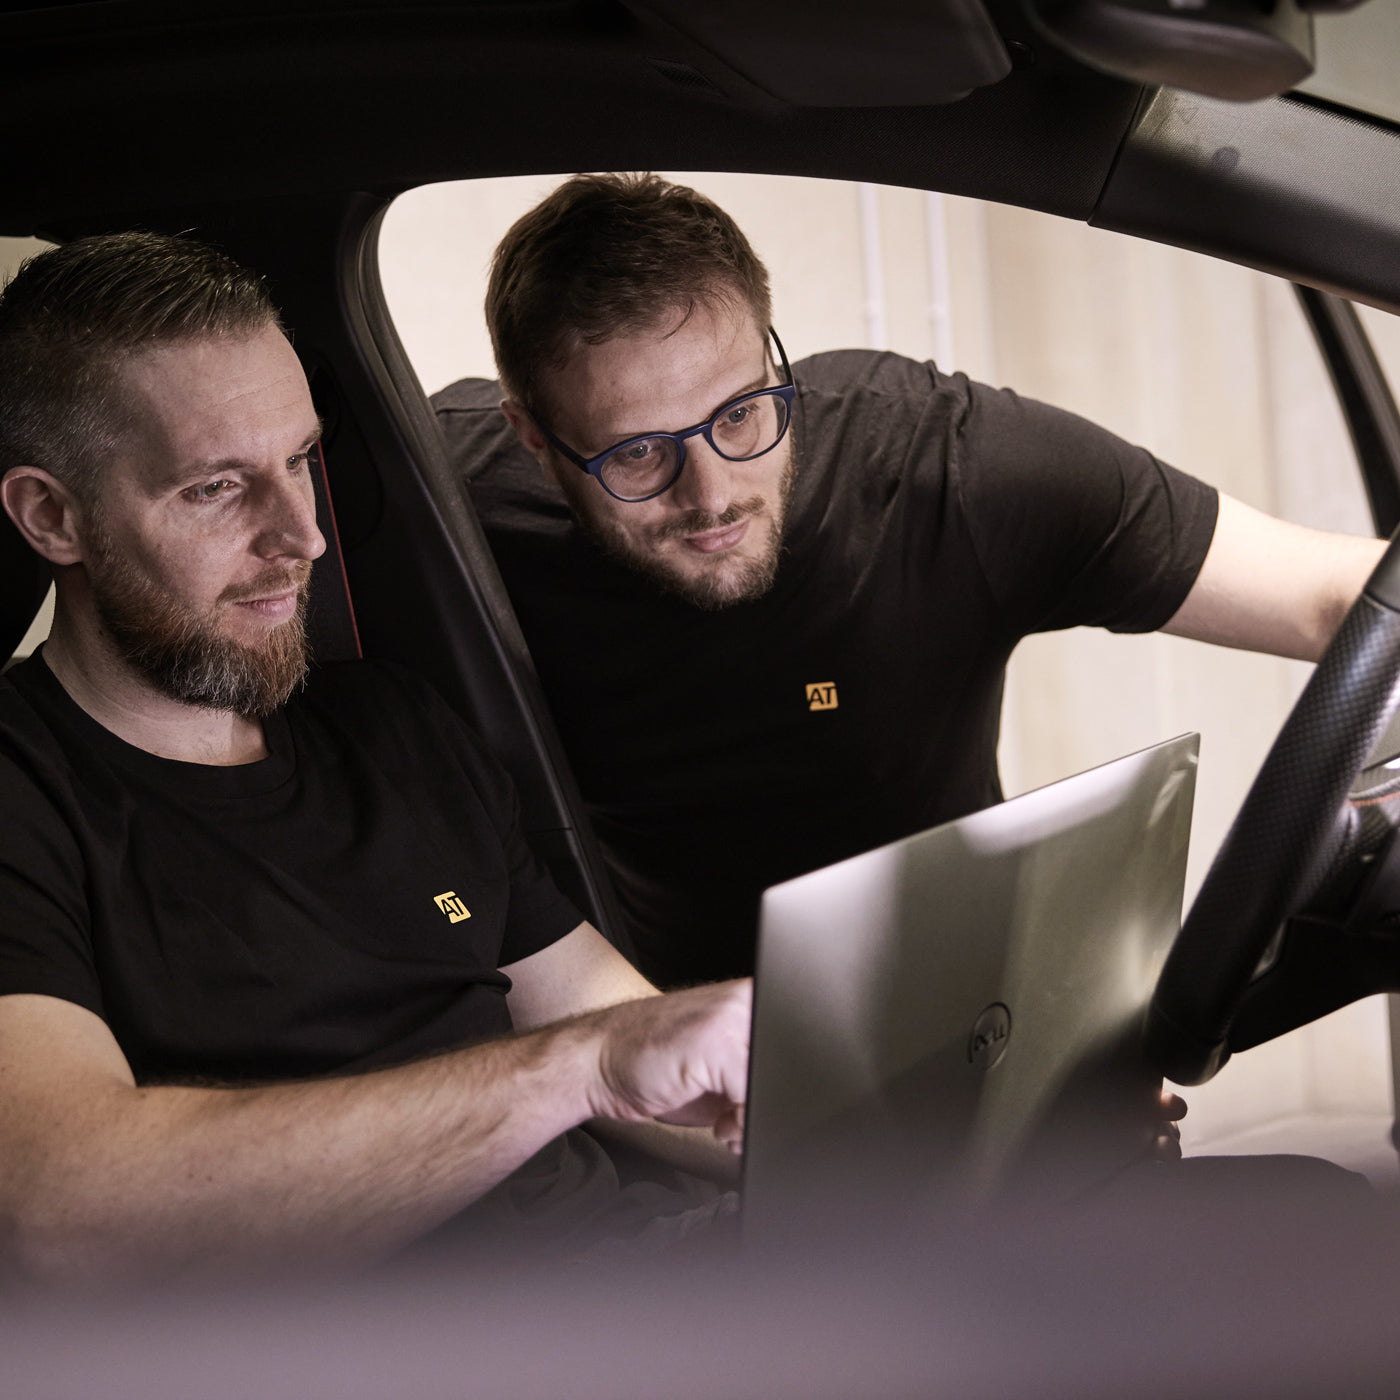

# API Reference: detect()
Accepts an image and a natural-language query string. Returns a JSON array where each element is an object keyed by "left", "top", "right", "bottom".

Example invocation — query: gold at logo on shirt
[
  {"left": 433, "top": 891, "right": 472, "bottom": 924},
  {"left": 806, "top": 682, "right": 839, "bottom": 711}
]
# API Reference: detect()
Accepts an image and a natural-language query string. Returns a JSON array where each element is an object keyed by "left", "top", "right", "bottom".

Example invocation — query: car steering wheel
[{"left": 1145, "top": 531, "right": 1400, "bottom": 1085}]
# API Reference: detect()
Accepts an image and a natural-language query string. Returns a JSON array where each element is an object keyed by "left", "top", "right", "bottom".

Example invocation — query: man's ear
[
  {"left": 0, "top": 467, "right": 89, "bottom": 567},
  {"left": 500, "top": 399, "right": 563, "bottom": 487}
]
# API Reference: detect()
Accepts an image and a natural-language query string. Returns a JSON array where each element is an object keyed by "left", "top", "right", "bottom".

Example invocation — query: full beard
[
  {"left": 85, "top": 531, "right": 312, "bottom": 720},
  {"left": 568, "top": 453, "right": 798, "bottom": 612}
]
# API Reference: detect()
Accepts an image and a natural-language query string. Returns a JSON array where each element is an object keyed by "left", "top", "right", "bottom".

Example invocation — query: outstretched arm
[
  {"left": 0, "top": 974, "right": 750, "bottom": 1286},
  {"left": 503, "top": 922, "right": 744, "bottom": 1182},
  {"left": 1162, "top": 493, "right": 1385, "bottom": 661}
]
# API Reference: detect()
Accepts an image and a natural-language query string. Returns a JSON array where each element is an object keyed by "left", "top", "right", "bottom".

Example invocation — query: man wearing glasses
[
  {"left": 437, "top": 172, "right": 1383, "bottom": 989},
  {"left": 512, "top": 324, "right": 796, "bottom": 612}
]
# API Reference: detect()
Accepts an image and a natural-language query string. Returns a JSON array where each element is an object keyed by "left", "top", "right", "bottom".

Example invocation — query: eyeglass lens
[{"left": 599, "top": 390, "right": 791, "bottom": 501}]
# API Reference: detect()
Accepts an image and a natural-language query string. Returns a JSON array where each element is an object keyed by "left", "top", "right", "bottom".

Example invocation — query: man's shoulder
[
  {"left": 795, "top": 347, "right": 942, "bottom": 397},
  {"left": 0, "top": 653, "right": 74, "bottom": 758},
  {"left": 0, "top": 658, "right": 94, "bottom": 856},
  {"left": 432, "top": 377, "right": 573, "bottom": 536},
  {"left": 430, "top": 376, "right": 503, "bottom": 418},
  {"left": 794, "top": 348, "right": 970, "bottom": 440},
  {"left": 1, "top": 651, "right": 53, "bottom": 702},
  {"left": 791, "top": 349, "right": 973, "bottom": 496},
  {"left": 430, "top": 377, "right": 519, "bottom": 478}
]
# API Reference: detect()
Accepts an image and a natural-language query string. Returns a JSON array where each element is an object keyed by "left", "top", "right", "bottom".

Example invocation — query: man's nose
[
  {"left": 668, "top": 436, "right": 736, "bottom": 517},
  {"left": 256, "top": 471, "right": 327, "bottom": 562}
]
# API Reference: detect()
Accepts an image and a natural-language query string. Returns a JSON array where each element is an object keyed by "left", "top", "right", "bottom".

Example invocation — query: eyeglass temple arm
[{"left": 769, "top": 326, "right": 793, "bottom": 386}]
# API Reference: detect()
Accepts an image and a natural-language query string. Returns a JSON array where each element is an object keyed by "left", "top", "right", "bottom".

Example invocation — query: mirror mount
[{"left": 1022, "top": 0, "right": 1346, "bottom": 101}]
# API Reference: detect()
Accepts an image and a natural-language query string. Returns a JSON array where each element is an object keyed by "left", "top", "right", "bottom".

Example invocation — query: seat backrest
[
  {"left": 1, "top": 509, "right": 50, "bottom": 666},
  {"left": 304, "top": 440, "right": 363, "bottom": 665}
]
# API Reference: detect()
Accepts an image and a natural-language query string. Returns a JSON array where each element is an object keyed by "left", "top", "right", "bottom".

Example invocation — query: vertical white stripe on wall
[
  {"left": 857, "top": 183, "right": 889, "bottom": 351},
  {"left": 924, "top": 191, "right": 957, "bottom": 371}
]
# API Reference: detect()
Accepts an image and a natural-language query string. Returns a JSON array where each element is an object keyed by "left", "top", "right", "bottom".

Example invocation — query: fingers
[
  {"left": 656, "top": 1091, "right": 733, "bottom": 1130},
  {"left": 1152, "top": 1087, "right": 1185, "bottom": 1161},
  {"left": 1153, "top": 1123, "right": 1183, "bottom": 1162},
  {"left": 657, "top": 1097, "right": 747, "bottom": 1152},
  {"left": 714, "top": 1102, "right": 745, "bottom": 1153}
]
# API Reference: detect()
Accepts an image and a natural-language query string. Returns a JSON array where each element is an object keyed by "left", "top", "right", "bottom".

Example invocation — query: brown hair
[
  {"left": 0, "top": 230, "right": 282, "bottom": 504},
  {"left": 486, "top": 172, "right": 772, "bottom": 415}
]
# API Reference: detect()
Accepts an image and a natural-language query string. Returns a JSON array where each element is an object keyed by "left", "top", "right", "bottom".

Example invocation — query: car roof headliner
[
  {"left": 0, "top": 0, "right": 1141, "bottom": 230},
  {"left": 2, "top": 1, "right": 1399, "bottom": 312}
]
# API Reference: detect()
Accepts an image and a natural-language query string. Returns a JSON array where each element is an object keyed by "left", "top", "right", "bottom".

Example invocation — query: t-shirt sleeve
[
  {"left": 948, "top": 378, "right": 1219, "bottom": 637},
  {"left": 0, "top": 749, "right": 105, "bottom": 1017},
  {"left": 475, "top": 753, "right": 586, "bottom": 968}
]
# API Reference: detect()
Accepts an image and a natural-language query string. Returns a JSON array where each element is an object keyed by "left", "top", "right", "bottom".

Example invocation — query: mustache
[
  {"left": 217, "top": 559, "right": 314, "bottom": 606},
  {"left": 652, "top": 496, "right": 766, "bottom": 542}
]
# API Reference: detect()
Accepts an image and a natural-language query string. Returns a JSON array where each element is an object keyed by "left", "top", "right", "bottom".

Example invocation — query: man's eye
[
  {"left": 288, "top": 451, "right": 310, "bottom": 470},
  {"left": 621, "top": 441, "right": 656, "bottom": 462},
  {"left": 722, "top": 403, "right": 753, "bottom": 426},
  {"left": 186, "top": 480, "right": 233, "bottom": 502}
]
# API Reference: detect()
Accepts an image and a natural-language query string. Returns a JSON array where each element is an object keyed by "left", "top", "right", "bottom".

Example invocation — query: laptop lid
[{"left": 742, "top": 733, "right": 1198, "bottom": 1242}]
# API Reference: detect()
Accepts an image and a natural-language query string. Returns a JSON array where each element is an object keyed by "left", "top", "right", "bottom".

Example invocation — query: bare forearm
[
  {"left": 3, "top": 978, "right": 750, "bottom": 1285},
  {"left": 0, "top": 970, "right": 750, "bottom": 1288},
  {"left": 1162, "top": 495, "right": 1385, "bottom": 661},
  {"left": 9, "top": 1018, "right": 599, "bottom": 1283}
]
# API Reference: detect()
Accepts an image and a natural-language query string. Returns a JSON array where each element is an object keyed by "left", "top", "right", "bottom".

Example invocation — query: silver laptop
[{"left": 741, "top": 733, "right": 1198, "bottom": 1243}]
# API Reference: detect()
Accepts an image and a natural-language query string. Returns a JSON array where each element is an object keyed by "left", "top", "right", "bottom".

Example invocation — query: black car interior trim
[{"left": 1095, "top": 88, "right": 1400, "bottom": 314}]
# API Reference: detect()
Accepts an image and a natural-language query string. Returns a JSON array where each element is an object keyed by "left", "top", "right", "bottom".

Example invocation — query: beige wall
[
  {"left": 380, "top": 174, "right": 1399, "bottom": 1173},
  {"left": 0, "top": 237, "right": 45, "bottom": 277}
]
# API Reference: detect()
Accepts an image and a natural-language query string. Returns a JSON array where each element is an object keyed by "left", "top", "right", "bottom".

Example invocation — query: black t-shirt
[
  {"left": 0, "top": 657, "right": 722, "bottom": 1255},
  {"left": 434, "top": 350, "right": 1219, "bottom": 986},
  {"left": 0, "top": 654, "right": 581, "bottom": 1081}
]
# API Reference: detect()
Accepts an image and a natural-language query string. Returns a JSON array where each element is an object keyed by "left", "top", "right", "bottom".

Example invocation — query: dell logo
[{"left": 968, "top": 1003, "right": 1011, "bottom": 1070}]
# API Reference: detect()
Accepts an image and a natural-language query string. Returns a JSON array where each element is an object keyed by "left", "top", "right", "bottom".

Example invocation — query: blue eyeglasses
[{"left": 534, "top": 328, "right": 796, "bottom": 503}]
